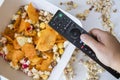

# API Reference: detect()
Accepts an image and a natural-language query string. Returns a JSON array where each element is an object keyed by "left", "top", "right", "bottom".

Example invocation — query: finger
[
  {"left": 89, "top": 28, "right": 106, "bottom": 42},
  {"left": 90, "top": 28, "right": 105, "bottom": 37},
  {"left": 80, "top": 34, "right": 102, "bottom": 51}
]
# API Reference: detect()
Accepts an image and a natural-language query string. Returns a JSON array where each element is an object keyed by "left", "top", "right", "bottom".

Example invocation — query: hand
[{"left": 80, "top": 28, "right": 120, "bottom": 73}]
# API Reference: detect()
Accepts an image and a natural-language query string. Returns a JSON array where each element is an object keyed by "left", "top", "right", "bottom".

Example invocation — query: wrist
[{"left": 111, "top": 53, "right": 120, "bottom": 73}]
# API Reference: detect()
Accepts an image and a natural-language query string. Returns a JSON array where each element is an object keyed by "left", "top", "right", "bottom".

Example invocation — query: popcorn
[
  {"left": 39, "top": 10, "right": 44, "bottom": 17},
  {"left": 60, "top": 1, "right": 78, "bottom": 11},
  {"left": 57, "top": 43, "right": 64, "bottom": 49},
  {"left": 76, "top": 9, "right": 90, "bottom": 21},
  {"left": 86, "top": 0, "right": 115, "bottom": 34},
  {"left": 33, "top": 74, "right": 40, "bottom": 80},
  {"left": 44, "top": 11, "right": 48, "bottom": 16},
  {"left": 37, "top": 31, "right": 41, "bottom": 37},
  {"left": 8, "top": 24, "right": 14, "bottom": 29},
  {"left": 48, "top": 65, "right": 52, "bottom": 69},
  {"left": 0, "top": 37, "right": 7, "bottom": 44},
  {"left": 2, "top": 46, "right": 8, "bottom": 55},
  {"left": 63, "top": 41, "right": 69, "bottom": 48},
  {"left": 40, "top": 74, "right": 48, "bottom": 80},
  {"left": 38, "top": 71, "right": 44, "bottom": 75},
  {"left": 22, "top": 12, "right": 27, "bottom": 18},
  {"left": 27, "top": 71, "right": 33, "bottom": 77},
  {"left": 23, "top": 67, "right": 29, "bottom": 73},
  {"left": 24, "top": 5, "right": 28, "bottom": 11},
  {"left": 39, "top": 22, "right": 46, "bottom": 29},
  {"left": 16, "top": 36, "right": 32, "bottom": 46},
  {"left": 10, "top": 62, "right": 19, "bottom": 70},
  {"left": 44, "top": 71, "right": 50, "bottom": 75},
  {"left": 56, "top": 57, "right": 60, "bottom": 62},
  {"left": 31, "top": 67, "right": 38, "bottom": 74},
  {"left": 25, "top": 19, "right": 32, "bottom": 23},
  {"left": 58, "top": 48, "right": 64, "bottom": 55},
  {"left": 12, "top": 15, "right": 19, "bottom": 20},
  {"left": 52, "top": 44, "right": 58, "bottom": 52},
  {"left": 53, "top": 52, "right": 59, "bottom": 60}
]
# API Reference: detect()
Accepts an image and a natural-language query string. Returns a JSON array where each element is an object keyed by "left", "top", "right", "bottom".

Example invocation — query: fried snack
[
  {"left": 36, "top": 28, "right": 57, "bottom": 51},
  {"left": 13, "top": 39, "right": 21, "bottom": 49},
  {"left": 18, "top": 19, "right": 30, "bottom": 33},
  {"left": 24, "top": 29, "right": 36, "bottom": 37},
  {"left": 6, "top": 44, "right": 14, "bottom": 60},
  {"left": 27, "top": 3, "right": 39, "bottom": 24},
  {"left": 30, "top": 56, "right": 43, "bottom": 66},
  {"left": 0, "top": 3, "right": 66, "bottom": 80},
  {"left": 22, "top": 43, "right": 37, "bottom": 59},
  {"left": 2, "top": 27, "right": 15, "bottom": 42},
  {"left": 46, "top": 24, "right": 65, "bottom": 43},
  {"left": 39, "top": 22, "right": 46, "bottom": 29},
  {"left": 36, "top": 52, "right": 53, "bottom": 71},
  {"left": 13, "top": 16, "right": 21, "bottom": 31},
  {"left": 12, "top": 50, "right": 24, "bottom": 66},
  {"left": 56, "top": 34, "right": 66, "bottom": 43}
]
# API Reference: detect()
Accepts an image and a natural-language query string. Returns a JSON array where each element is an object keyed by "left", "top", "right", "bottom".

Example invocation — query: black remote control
[{"left": 49, "top": 10, "right": 120, "bottom": 79}]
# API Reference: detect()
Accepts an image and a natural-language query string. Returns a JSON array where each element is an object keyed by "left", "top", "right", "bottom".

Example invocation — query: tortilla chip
[
  {"left": 18, "top": 19, "right": 30, "bottom": 33},
  {"left": 36, "top": 28, "right": 57, "bottom": 51},
  {"left": 30, "top": 56, "right": 43, "bottom": 66},
  {"left": 7, "top": 44, "right": 14, "bottom": 52},
  {"left": 13, "top": 39, "right": 21, "bottom": 49},
  {"left": 36, "top": 52, "right": 53, "bottom": 71},
  {"left": 13, "top": 16, "right": 21, "bottom": 31},
  {"left": 22, "top": 43, "right": 37, "bottom": 59},
  {"left": 33, "top": 36, "right": 39, "bottom": 45},
  {"left": 27, "top": 3, "right": 39, "bottom": 24},
  {"left": 56, "top": 34, "right": 65, "bottom": 43},
  {"left": 46, "top": 24, "right": 58, "bottom": 34},
  {"left": 36, "top": 60, "right": 52, "bottom": 71},
  {"left": 12, "top": 50, "right": 24, "bottom": 66},
  {"left": 24, "top": 30, "right": 36, "bottom": 37},
  {"left": 6, "top": 44, "right": 14, "bottom": 60},
  {"left": 3, "top": 27, "right": 15, "bottom": 42},
  {"left": 2, "top": 34, "right": 13, "bottom": 43}
]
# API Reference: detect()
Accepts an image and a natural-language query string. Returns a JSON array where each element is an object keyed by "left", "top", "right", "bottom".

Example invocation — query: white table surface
[{"left": 46, "top": 0, "right": 120, "bottom": 80}]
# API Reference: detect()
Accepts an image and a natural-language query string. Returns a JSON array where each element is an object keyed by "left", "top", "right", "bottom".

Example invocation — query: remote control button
[
  {"left": 80, "top": 40, "right": 83, "bottom": 44},
  {"left": 88, "top": 51, "right": 92, "bottom": 54},
  {"left": 84, "top": 48, "right": 87, "bottom": 51},
  {"left": 92, "top": 53, "right": 95, "bottom": 57},
  {"left": 59, "top": 13, "right": 63, "bottom": 18},
  {"left": 73, "top": 40, "right": 77, "bottom": 44},
  {"left": 81, "top": 45, "right": 84, "bottom": 49},
  {"left": 70, "top": 28, "right": 81, "bottom": 39}
]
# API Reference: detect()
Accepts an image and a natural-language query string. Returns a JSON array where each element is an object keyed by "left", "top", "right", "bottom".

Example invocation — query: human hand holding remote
[{"left": 80, "top": 28, "right": 120, "bottom": 73}]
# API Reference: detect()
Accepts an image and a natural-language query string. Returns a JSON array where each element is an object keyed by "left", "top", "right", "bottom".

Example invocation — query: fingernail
[{"left": 80, "top": 34, "right": 87, "bottom": 41}]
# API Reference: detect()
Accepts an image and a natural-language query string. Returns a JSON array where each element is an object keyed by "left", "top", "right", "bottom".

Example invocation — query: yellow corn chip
[
  {"left": 3, "top": 27, "right": 15, "bottom": 42},
  {"left": 13, "top": 39, "right": 21, "bottom": 49},
  {"left": 18, "top": 19, "right": 30, "bottom": 33},
  {"left": 13, "top": 16, "right": 21, "bottom": 31},
  {"left": 36, "top": 28, "right": 57, "bottom": 51},
  {"left": 36, "top": 52, "right": 53, "bottom": 71},
  {"left": 12, "top": 50, "right": 24, "bottom": 66},
  {"left": 27, "top": 3, "right": 39, "bottom": 24},
  {"left": 22, "top": 43, "right": 37, "bottom": 59},
  {"left": 30, "top": 56, "right": 43, "bottom": 66}
]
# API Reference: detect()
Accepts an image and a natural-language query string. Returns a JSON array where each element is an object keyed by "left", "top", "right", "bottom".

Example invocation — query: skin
[{"left": 80, "top": 28, "right": 120, "bottom": 73}]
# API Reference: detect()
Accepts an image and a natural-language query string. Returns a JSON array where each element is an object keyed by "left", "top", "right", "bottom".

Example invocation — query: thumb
[{"left": 80, "top": 34, "right": 100, "bottom": 50}]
